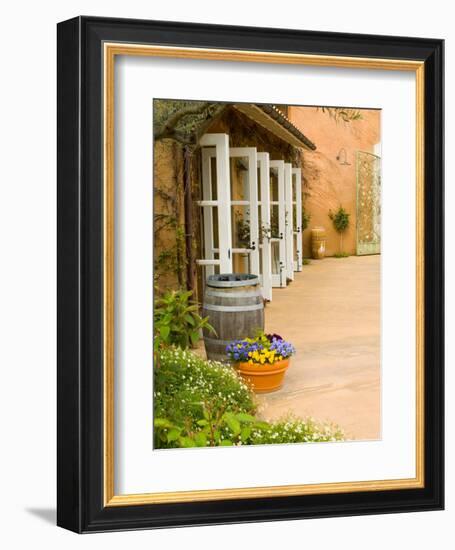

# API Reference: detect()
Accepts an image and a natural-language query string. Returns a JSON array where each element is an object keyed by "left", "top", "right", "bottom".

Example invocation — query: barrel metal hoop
[
  {"left": 203, "top": 337, "right": 236, "bottom": 347},
  {"left": 205, "top": 290, "right": 262, "bottom": 299},
  {"left": 206, "top": 278, "right": 260, "bottom": 288},
  {"left": 203, "top": 303, "right": 264, "bottom": 313}
]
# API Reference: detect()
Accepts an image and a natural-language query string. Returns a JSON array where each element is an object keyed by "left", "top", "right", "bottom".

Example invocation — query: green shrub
[
  {"left": 154, "top": 348, "right": 344, "bottom": 448},
  {"left": 154, "top": 289, "right": 215, "bottom": 351},
  {"left": 248, "top": 416, "right": 344, "bottom": 445},
  {"left": 329, "top": 206, "right": 350, "bottom": 253},
  {"left": 154, "top": 348, "right": 256, "bottom": 448}
]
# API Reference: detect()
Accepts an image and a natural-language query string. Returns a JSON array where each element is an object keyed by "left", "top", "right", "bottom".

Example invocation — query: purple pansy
[{"left": 226, "top": 333, "right": 295, "bottom": 363}]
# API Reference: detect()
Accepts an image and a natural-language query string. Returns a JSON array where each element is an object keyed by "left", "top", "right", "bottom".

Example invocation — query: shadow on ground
[{"left": 25, "top": 508, "right": 56, "bottom": 525}]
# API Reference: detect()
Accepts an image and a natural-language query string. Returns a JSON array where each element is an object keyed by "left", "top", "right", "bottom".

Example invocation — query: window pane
[{"left": 232, "top": 251, "right": 250, "bottom": 274}]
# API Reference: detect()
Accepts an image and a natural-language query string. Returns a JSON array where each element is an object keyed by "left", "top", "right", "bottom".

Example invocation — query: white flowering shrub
[
  {"left": 154, "top": 348, "right": 257, "bottom": 448},
  {"left": 248, "top": 416, "right": 344, "bottom": 445},
  {"left": 154, "top": 347, "right": 344, "bottom": 448}
]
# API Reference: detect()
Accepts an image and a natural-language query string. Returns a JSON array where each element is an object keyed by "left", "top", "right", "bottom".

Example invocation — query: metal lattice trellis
[{"left": 356, "top": 151, "right": 381, "bottom": 255}]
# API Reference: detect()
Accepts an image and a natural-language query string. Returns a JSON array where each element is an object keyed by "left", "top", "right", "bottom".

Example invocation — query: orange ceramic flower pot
[{"left": 235, "top": 358, "right": 290, "bottom": 393}]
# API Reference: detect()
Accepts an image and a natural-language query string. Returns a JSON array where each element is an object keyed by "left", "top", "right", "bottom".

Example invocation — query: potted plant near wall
[
  {"left": 226, "top": 332, "right": 295, "bottom": 393},
  {"left": 328, "top": 205, "right": 350, "bottom": 257}
]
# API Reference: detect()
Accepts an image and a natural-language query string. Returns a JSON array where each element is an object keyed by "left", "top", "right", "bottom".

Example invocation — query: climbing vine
[{"left": 153, "top": 140, "right": 188, "bottom": 290}]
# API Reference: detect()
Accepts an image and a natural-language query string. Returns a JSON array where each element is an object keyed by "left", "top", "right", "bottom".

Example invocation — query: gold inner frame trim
[{"left": 103, "top": 43, "right": 425, "bottom": 507}]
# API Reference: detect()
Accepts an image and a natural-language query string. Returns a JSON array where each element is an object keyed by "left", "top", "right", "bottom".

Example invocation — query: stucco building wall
[
  {"left": 288, "top": 106, "right": 381, "bottom": 257},
  {"left": 153, "top": 139, "right": 186, "bottom": 291},
  {"left": 154, "top": 107, "right": 300, "bottom": 299},
  {"left": 154, "top": 103, "right": 381, "bottom": 300}
]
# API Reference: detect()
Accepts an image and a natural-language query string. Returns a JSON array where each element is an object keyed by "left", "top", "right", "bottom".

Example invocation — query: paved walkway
[{"left": 258, "top": 255, "right": 381, "bottom": 441}]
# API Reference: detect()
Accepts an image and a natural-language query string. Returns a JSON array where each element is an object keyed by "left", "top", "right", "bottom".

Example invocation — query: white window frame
[
  {"left": 197, "top": 134, "right": 232, "bottom": 276},
  {"left": 257, "top": 152, "right": 272, "bottom": 301},
  {"left": 198, "top": 140, "right": 272, "bottom": 297},
  {"left": 269, "top": 160, "right": 287, "bottom": 288},
  {"left": 292, "top": 167, "right": 303, "bottom": 272},
  {"left": 284, "top": 162, "right": 294, "bottom": 281},
  {"left": 229, "top": 147, "right": 260, "bottom": 278}
]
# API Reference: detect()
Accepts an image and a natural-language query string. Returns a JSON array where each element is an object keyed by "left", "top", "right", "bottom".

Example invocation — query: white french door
[
  {"left": 197, "top": 134, "right": 232, "bottom": 277},
  {"left": 229, "top": 147, "right": 260, "bottom": 278},
  {"left": 198, "top": 136, "right": 273, "bottom": 298},
  {"left": 284, "top": 162, "right": 294, "bottom": 281},
  {"left": 198, "top": 134, "right": 299, "bottom": 301},
  {"left": 269, "top": 160, "right": 287, "bottom": 288},
  {"left": 257, "top": 152, "right": 272, "bottom": 301},
  {"left": 292, "top": 167, "right": 303, "bottom": 272}
]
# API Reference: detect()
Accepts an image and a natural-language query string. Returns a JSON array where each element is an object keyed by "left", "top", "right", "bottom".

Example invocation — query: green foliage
[
  {"left": 154, "top": 348, "right": 257, "bottom": 448},
  {"left": 270, "top": 210, "right": 280, "bottom": 239},
  {"left": 235, "top": 210, "right": 270, "bottom": 246},
  {"left": 302, "top": 258, "right": 311, "bottom": 266},
  {"left": 329, "top": 206, "right": 351, "bottom": 254},
  {"left": 293, "top": 204, "right": 311, "bottom": 233},
  {"left": 154, "top": 348, "right": 345, "bottom": 449},
  {"left": 154, "top": 214, "right": 187, "bottom": 287},
  {"left": 155, "top": 410, "right": 270, "bottom": 448},
  {"left": 301, "top": 205, "right": 311, "bottom": 232},
  {"left": 154, "top": 290, "right": 215, "bottom": 351},
  {"left": 235, "top": 211, "right": 251, "bottom": 247},
  {"left": 154, "top": 99, "right": 223, "bottom": 144},
  {"left": 317, "top": 106, "right": 363, "bottom": 123},
  {"left": 333, "top": 252, "right": 349, "bottom": 258},
  {"left": 247, "top": 416, "right": 345, "bottom": 445},
  {"left": 329, "top": 206, "right": 350, "bottom": 234}
]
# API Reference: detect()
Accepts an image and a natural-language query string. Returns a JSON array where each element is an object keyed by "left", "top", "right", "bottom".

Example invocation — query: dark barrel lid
[{"left": 206, "top": 273, "right": 260, "bottom": 288}]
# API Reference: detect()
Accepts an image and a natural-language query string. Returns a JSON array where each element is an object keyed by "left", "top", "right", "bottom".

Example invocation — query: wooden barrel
[
  {"left": 311, "top": 227, "right": 326, "bottom": 259},
  {"left": 202, "top": 274, "right": 264, "bottom": 363}
]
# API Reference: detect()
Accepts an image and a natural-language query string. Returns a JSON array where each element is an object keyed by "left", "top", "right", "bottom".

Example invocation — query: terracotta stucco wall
[
  {"left": 153, "top": 139, "right": 186, "bottom": 291},
  {"left": 154, "top": 104, "right": 381, "bottom": 300},
  {"left": 288, "top": 106, "right": 381, "bottom": 257}
]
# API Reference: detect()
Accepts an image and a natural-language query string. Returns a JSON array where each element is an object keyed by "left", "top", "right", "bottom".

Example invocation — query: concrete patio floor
[{"left": 258, "top": 255, "right": 381, "bottom": 441}]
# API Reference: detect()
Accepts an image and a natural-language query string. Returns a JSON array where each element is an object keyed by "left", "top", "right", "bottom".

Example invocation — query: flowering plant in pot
[{"left": 226, "top": 332, "right": 295, "bottom": 393}]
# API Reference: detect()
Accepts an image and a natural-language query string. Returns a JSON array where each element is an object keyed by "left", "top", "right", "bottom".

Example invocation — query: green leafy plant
[
  {"left": 154, "top": 348, "right": 344, "bottom": 449},
  {"left": 154, "top": 221, "right": 187, "bottom": 287},
  {"left": 294, "top": 204, "right": 311, "bottom": 233},
  {"left": 235, "top": 211, "right": 251, "bottom": 247},
  {"left": 154, "top": 347, "right": 257, "bottom": 448},
  {"left": 247, "top": 416, "right": 345, "bottom": 445},
  {"left": 301, "top": 205, "right": 311, "bottom": 232},
  {"left": 154, "top": 289, "right": 215, "bottom": 351},
  {"left": 317, "top": 106, "right": 363, "bottom": 124},
  {"left": 329, "top": 206, "right": 350, "bottom": 254},
  {"left": 155, "top": 409, "right": 270, "bottom": 448},
  {"left": 235, "top": 210, "right": 270, "bottom": 246},
  {"left": 269, "top": 210, "right": 280, "bottom": 239}
]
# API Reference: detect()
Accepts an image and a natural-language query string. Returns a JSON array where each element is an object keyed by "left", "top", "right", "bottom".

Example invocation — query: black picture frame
[{"left": 57, "top": 16, "right": 444, "bottom": 533}]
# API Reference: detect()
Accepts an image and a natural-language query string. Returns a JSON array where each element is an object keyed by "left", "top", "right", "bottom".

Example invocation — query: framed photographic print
[{"left": 57, "top": 16, "right": 444, "bottom": 533}]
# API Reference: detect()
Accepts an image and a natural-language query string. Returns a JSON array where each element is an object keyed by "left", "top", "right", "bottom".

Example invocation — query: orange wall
[
  {"left": 288, "top": 106, "right": 381, "bottom": 257},
  {"left": 153, "top": 139, "right": 186, "bottom": 292}
]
